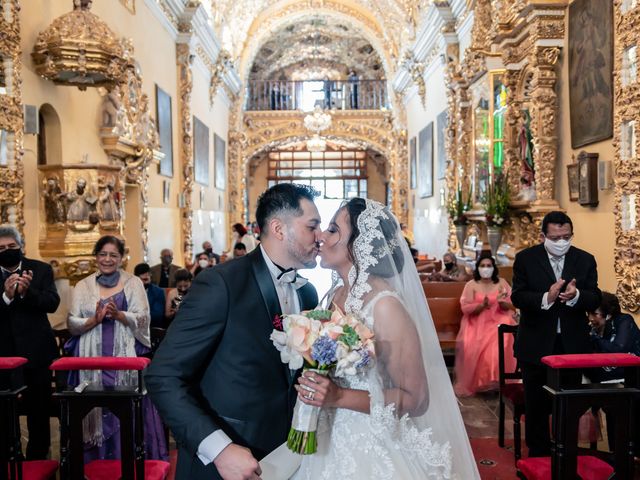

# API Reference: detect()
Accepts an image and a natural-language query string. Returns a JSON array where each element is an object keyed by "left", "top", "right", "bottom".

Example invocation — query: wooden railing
[{"left": 244, "top": 79, "right": 389, "bottom": 111}]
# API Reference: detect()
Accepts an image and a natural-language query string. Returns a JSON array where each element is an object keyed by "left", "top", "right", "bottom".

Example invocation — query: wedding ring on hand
[{"left": 305, "top": 391, "right": 315, "bottom": 400}]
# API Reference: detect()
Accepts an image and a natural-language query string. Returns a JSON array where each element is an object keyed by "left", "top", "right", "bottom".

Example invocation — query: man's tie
[
  {"left": 276, "top": 267, "right": 309, "bottom": 290},
  {"left": 550, "top": 256, "right": 562, "bottom": 281}
]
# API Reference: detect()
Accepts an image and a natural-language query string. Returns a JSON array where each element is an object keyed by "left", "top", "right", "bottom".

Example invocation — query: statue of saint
[
  {"left": 43, "top": 176, "right": 66, "bottom": 224},
  {"left": 97, "top": 176, "right": 119, "bottom": 222},
  {"left": 66, "top": 178, "right": 97, "bottom": 222}
]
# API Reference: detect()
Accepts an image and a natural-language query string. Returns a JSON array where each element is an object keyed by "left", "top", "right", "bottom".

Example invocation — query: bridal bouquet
[{"left": 270, "top": 308, "right": 375, "bottom": 454}]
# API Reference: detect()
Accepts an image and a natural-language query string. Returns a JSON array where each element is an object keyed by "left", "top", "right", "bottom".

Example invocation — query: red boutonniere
[{"left": 272, "top": 314, "right": 284, "bottom": 332}]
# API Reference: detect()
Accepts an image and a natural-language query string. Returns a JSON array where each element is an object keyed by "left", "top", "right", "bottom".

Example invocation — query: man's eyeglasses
[
  {"left": 545, "top": 234, "right": 573, "bottom": 242},
  {"left": 0, "top": 244, "right": 20, "bottom": 252}
]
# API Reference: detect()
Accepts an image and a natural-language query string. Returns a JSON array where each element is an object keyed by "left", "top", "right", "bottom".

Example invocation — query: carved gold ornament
[
  {"left": 31, "top": 0, "right": 133, "bottom": 90},
  {"left": 0, "top": 0, "right": 24, "bottom": 233}
]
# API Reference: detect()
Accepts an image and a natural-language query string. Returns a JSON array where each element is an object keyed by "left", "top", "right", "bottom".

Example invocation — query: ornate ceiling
[
  {"left": 249, "top": 16, "right": 384, "bottom": 81},
  {"left": 210, "top": 0, "right": 429, "bottom": 79}
]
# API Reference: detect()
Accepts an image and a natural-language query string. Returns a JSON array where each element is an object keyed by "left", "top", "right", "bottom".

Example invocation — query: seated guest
[
  {"left": 192, "top": 252, "right": 215, "bottom": 278},
  {"left": 165, "top": 269, "right": 192, "bottom": 324},
  {"left": 233, "top": 242, "right": 247, "bottom": 258},
  {"left": 134, "top": 262, "right": 165, "bottom": 328},
  {"left": 201, "top": 240, "right": 221, "bottom": 265},
  {"left": 430, "top": 252, "right": 471, "bottom": 282},
  {"left": 586, "top": 291, "right": 640, "bottom": 452},
  {"left": 67, "top": 235, "right": 167, "bottom": 462},
  {"left": 455, "top": 254, "right": 517, "bottom": 396},
  {"left": 226, "top": 223, "right": 257, "bottom": 258},
  {"left": 150, "top": 248, "right": 180, "bottom": 288}
]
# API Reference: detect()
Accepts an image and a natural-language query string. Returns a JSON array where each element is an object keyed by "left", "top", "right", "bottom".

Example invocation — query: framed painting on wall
[
  {"left": 155, "top": 85, "right": 173, "bottom": 177},
  {"left": 409, "top": 136, "right": 417, "bottom": 189},
  {"left": 436, "top": 110, "right": 448, "bottom": 180},
  {"left": 193, "top": 116, "right": 209, "bottom": 186},
  {"left": 418, "top": 122, "right": 434, "bottom": 198},
  {"left": 214, "top": 133, "right": 226, "bottom": 190},
  {"left": 568, "top": 0, "right": 613, "bottom": 148}
]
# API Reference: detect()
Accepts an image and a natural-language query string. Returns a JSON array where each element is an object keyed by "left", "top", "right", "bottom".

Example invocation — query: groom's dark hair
[{"left": 256, "top": 183, "right": 319, "bottom": 237}]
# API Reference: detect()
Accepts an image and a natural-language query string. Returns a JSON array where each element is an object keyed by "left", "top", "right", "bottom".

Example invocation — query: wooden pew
[
  {"left": 422, "top": 281, "right": 466, "bottom": 299},
  {"left": 427, "top": 297, "right": 462, "bottom": 366}
]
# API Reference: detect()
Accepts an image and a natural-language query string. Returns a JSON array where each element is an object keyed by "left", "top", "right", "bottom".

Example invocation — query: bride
[{"left": 291, "top": 198, "right": 479, "bottom": 479}]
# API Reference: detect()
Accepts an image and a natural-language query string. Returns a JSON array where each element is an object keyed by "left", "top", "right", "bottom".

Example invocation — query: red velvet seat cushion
[
  {"left": 0, "top": 357, "right": 28, "bottom": 370},
  {"left": 49, "top": 356, "right": 150, "bottom": 371},
  {"left": 84, "top": 459, "right": 170, "bottom": 480},
  {"left": 517, "top": 456, "right": 614, "bottom": 480},
  {"left": 542, "top": 353, "right": 640, "bottom": 369},
  {"left": 501, "top": 382, "right": 525, "bottom": 406},
  {"left": 7, "top": 460, "right": 58, "bottom": 479}
]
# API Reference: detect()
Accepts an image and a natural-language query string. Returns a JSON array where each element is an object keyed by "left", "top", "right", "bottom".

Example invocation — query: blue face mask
[{"left": 97, "top": 270, "right": 120, "bottom": 287}]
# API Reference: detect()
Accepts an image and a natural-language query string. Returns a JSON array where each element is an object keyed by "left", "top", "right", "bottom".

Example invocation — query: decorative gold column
[
  {"left": 0, "top": 0, "right": 24, "bottom": 232},
  {"left": 503, "top": 69, "right": 523, "bottom": 196},
  {"left": 528, "top": 46, "right": 561, "bottom": 206},
  {"left": 177, "top": 43, "right": 195, "bottom": 264},
  {"left": 613, "top": 1, "right": 640, "bottom": 312}
]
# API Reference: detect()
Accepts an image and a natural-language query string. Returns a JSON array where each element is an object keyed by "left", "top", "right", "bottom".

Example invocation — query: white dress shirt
[
  {"left": 196, "top": 246, "right": 300, "bottom": 465},
  {"left": 540, "top": 252, "right": 580, "bottom": 333}
]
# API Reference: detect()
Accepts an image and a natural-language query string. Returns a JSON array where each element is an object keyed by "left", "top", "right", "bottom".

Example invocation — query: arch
[{"left": 37, "top": 103, "right": 62, "bottom": 165}]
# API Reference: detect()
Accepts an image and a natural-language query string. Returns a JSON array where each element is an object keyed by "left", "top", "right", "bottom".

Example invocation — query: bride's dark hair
[{"left": 343, "top": 198, "right": 404, "bottom": 280}]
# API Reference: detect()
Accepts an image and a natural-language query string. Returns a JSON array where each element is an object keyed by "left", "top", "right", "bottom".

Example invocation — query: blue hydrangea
[{"left": 311, "top": 336, "right": 338, "bottom": 368}]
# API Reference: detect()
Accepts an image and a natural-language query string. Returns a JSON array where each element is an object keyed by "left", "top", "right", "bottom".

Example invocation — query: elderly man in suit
[
  {"left": 0, "top": 224, "right": 60, "bottom": 459},
  {"left": 511, "top": 211, "right": 600, "bottom": 457},
  {"left": 146, "top": 183, "right": 321, "bottom": 480},
  {"left": 150, "top": 248, "right": 180, "bottom": 288}
]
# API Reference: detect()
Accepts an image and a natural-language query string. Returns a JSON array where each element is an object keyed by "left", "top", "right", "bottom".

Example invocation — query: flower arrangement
[
  {"left": 270, "top": 308, "right": 375, "bottom": 454},
  {"left": 447, "top": 185, "right": 472, "bottom": 226},
  {"left": 484, "top": 174, "right": 511, "bottom": 227}
]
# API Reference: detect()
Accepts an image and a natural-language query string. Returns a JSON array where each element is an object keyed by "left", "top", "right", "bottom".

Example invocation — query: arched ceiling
[
  {"left": 211, "top": 0, "right": 429, "bottom": 77},
  {"left": 249, "top": 16, "right": 385, "bottom": 81}
]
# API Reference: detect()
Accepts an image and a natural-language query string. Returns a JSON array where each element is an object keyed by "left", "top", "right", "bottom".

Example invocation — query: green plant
[
  {"left": 447, "top": 185, "right": 472, "bottom": 226},
  {"left": 484, "top": 174, "right": 510, "bottom": 227}
]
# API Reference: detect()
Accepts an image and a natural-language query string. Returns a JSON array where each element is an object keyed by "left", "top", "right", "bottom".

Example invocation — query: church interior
[{"left": 2, "top": 0, "right": 640, "bottom": 478}]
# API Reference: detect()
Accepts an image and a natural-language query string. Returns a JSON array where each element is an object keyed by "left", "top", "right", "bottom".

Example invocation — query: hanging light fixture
[
  {"left": 31, "top": 0, "right": 133, "bottom": 91},
  {"left": 303, "top": 105, "right": 331, "bottom": 152}
]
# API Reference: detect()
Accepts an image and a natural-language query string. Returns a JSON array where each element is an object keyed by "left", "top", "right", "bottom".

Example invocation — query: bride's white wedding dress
[{"left": 292, "top": 291, "right": 453, "bottom": 480}]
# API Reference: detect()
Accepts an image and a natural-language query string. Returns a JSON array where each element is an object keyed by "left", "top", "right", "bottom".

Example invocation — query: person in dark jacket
[
  {"left": 0, "top": 224, "right": 60, "bottom": 459},
  {"left": 134, "top": 262, "right": 166, "bottom": 328}
]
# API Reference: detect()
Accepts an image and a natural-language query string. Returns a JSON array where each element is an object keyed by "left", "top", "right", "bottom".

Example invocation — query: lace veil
[{"left": 338, "top": 199, "right": 479, "bottom": 479}]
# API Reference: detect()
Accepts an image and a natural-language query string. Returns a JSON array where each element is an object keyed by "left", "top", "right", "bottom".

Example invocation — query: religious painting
[
  {"left": 214, "top": 133, "right": 226, "bottom": 190},
  {"left": 418, "top": 123, "right": 434, "bottom": 198},
  {"left": 193, "top": 116, "right": 209, "bottom": 186},
  {"left": 409, "top": 136, "right": 417, "bottom": 189},
  {"left": 436, "top": 110, "right": 448, "bottom": 180},
  {"left": 567, "top": 163, "right": 579, "bottom": 202},
  {"left": 155, "top": 85, "right": 173, "bottom": 177},
  {"left": 569, "top": 0, "right": 613, "bottom": 148}
]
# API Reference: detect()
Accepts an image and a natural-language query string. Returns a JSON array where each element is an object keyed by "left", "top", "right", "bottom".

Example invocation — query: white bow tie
[{"left": 277, "top": 269, "right": 309, "bottom": 290}]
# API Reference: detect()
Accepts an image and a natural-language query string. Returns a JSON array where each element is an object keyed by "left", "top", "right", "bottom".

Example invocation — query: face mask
[
  {"left": 544, "top": 238, "right": 571, "bottom": 257},
  {"left": 177, "top": 288, "right": 188, "bottom": 296},
  {"left": 478, "top": 267, "right": 494, "bottom": 279},
  {"left": 444, "top": 262, "right": 454, "bottom": 271},
  {"left": 0, "top": 248, "right": 22, "bottom": 269},
  {"left": 205, "top": 247, "right": 213, "bottom": 254},
  {"left": 162, "top": 256, "right": 172, "bottom": 264},
  {"left": 198, "top": 259, "right": 209, "bottom": 268}
]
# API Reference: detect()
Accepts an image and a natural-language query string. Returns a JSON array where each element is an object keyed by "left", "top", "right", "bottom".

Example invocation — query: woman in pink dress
[{"left": 454, "top": 254, "right": 517, "bottom": 396}]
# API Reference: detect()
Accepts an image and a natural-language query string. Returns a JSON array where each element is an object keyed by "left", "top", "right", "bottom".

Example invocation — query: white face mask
[
  {"left": 478, "top": 267, "right": 494, "bottom": 279},
  {"left": 544, "top": 237, "right": 571, "bottom": 257},
  {"left": 198, "top": 259, "right": 209, "bottom": 268}
]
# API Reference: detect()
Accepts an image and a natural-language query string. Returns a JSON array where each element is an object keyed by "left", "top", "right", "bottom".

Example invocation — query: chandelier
[
  {"left": 31, "top": 0, "right": 133, "bottom": 91},
  {"left": 304, "top": 106, "right": 331, "bottom": 152}
]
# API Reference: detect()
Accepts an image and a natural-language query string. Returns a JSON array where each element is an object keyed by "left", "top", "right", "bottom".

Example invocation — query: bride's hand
[{"left": 295, "top": 370, "right": 342, "bottom": 408}]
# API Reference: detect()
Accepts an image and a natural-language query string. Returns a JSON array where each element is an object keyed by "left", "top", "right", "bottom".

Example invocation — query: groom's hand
[{"left": 214, "top": 444, "right": 262, "bottom": 480}]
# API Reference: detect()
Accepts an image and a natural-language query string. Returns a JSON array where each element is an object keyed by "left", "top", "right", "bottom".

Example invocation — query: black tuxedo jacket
[
  {"left": 511, "top": 244, "right": 600, "bottom": 364},
  {"left": 145, "top": 248, "right": 318, "bottom": 480},
  {"left": 0, "top": 257, "right": 60, "bottom": 368}
]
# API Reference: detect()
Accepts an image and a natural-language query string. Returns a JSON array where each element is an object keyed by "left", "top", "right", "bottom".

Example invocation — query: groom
[{"left": 146, "top": 183, "right": 321, "bottom": 480}]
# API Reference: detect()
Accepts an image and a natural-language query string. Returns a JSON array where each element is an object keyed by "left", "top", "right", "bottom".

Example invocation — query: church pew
[
  {"left": 427, "top": 297, "right": 462, "bottom": 366},
  {"left": 422, "top": 281, "right": 466, "bottom": 299}
]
